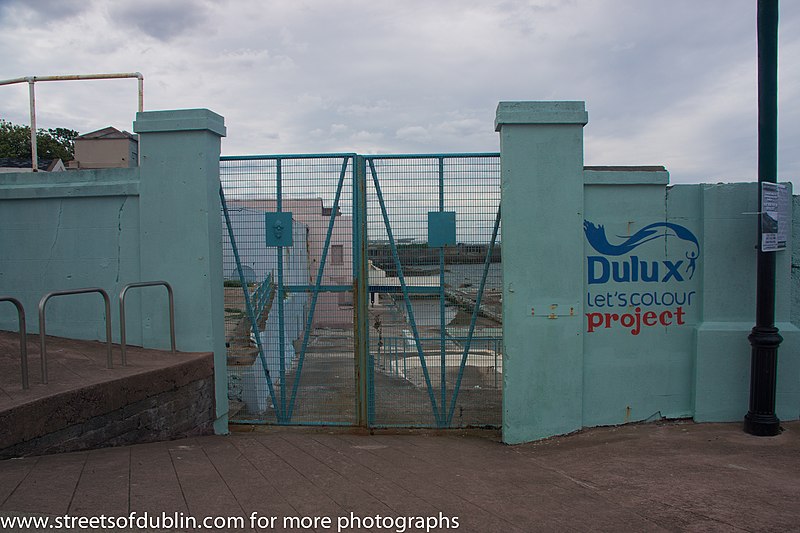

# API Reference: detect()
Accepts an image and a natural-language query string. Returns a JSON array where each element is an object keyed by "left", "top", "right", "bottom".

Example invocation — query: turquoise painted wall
[
  {"left": 496, "top": 102, "right": 588, "bottom": 443},
  {"left": 499, "top": 101, "right": 800, "bottom": 444},
  {"left": 133, "top": 109, "right": 228, "bottom": 433},
  {"left": 793, "top": 195, "right": 800, "bottom": 328},
  {"left": 582, "top": 170, "right": 697, "bottom": 425},
  {"left": 0, "top": 109, "right": 229, "bottom": 434},
  {"left": 0, "top": 169, "right": 142, "bottom": 343}
]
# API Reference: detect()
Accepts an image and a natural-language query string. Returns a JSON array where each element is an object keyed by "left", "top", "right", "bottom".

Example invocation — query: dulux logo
[{"left": 584, "top": 221, "right": 700, "bottom": 285}]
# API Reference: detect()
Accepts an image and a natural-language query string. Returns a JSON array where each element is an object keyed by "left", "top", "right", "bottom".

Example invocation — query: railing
[
  {"left": 377, "top": 335, "right": 503, "bottom": 389},
  {"left": 119, "top": 281, "right": 176, "bottom": 365},
  {"left": 252, "top": 274, "right": 274, "bottom": 320},
  {"left": 0, "top": 72, "right": 144, "bottom": 171},
  {"left": 38, "top": 288, "right": 113, "bottom": 384},
  {"left": 1, "top": 297, "right": 29, "bottom": 389}
]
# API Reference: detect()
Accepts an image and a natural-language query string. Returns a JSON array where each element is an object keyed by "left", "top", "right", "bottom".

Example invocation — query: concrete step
[{"left": 0, "top": 331, "right": 214, "bottom": 458}]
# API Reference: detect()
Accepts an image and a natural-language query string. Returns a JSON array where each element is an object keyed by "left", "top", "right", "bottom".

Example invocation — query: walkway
[{"left": 0, "top": 421, "right": 798, "bottom": 532}]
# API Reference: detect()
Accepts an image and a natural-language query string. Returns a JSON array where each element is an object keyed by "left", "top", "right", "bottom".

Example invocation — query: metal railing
[
  {"left": 252, "top": 274, "right": 274, "bottom": 320},
  {"left": 38, "top": 288, "right": 113, "bottom": 384},
  {"left": 377, "top": 335, "right": 503, "bottom": 388},
  {"left": 119, "top": 281, "right": 176, "bottom": 365},
  {"left": 0, "top": 72, "right": 144, "bottom": 171},
  {"left": 1, "top": 297, "right": 29, "bottom": 389}
]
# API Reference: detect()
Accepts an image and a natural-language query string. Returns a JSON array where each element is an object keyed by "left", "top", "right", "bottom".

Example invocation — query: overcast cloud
[{"left": 0, "top": 0, "right": 797, "bottom": 187}]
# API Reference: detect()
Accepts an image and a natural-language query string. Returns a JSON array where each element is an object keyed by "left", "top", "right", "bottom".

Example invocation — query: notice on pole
[{"left": 760, "top": 182, "right": 790, "bottom": 252}]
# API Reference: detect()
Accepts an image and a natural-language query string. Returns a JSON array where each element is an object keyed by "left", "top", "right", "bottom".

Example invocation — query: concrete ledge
[
  {"left": 0, "top": 181, "right": 139, "bottom": 200},
  {"left": 133, "top": 109, "right": 226, "bottom": 137},
  {"left": 584, "top": 166, "right": 669, "bottom": 185},
  {"left": 0, "top": 168, "right": 140, "bottom": 200},
  {"left": 495, "top": 101, "right": 588, "bottom": 131},
  {"left": 0, "top": 332, "right": 215, "bottom": 458}
]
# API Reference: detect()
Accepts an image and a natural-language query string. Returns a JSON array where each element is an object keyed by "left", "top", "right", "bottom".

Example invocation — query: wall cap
[
  {"left": 134, "top": 109, "right": 226, "bottom": 137},
  {"left": 584, "top": 167, "right": 669, "bottom": 185},
  {"left": 495, "top": 101, "right": 588, "bottom": 131}
]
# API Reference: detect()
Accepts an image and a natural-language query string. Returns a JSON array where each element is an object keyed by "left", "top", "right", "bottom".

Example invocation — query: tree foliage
[{"left": 0, "top": 119, "right": 78, "bottom": 161}]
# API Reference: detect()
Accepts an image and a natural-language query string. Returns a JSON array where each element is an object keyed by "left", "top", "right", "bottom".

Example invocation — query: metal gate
[{"left": 220, "top": 153, "right": 501, "bottom": 428}]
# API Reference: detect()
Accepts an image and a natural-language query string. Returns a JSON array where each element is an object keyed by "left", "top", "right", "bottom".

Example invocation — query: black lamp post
[{"left": 744, "top": 0, "right": 782, "bottom": 437}]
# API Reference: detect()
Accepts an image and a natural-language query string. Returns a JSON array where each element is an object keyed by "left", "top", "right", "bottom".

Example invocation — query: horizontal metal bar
[
  {"left": 283, "top": 285, "right": 353, "bottom": 293},
  {"left": 119, "top": 281, "right": 176, "bottom": 366},
  {"left": 221, "top": 153, "right": 356, "bottom": 161},
  {"left": 364, "top": 153, "right": 500, "bottom": 160},
  {"left": 220, "top": 152, "right": 500, "bottom": 162},
  {"left": 0, "top": 297, "right": 28, "bottom": 389},
  {"left": 280, "top": 285, "right": 441, "bottom": 294},
  {"left": 0, "top": 72, "right": 143, "bottom": 87},
  {"left": 228, "top": 419, "right": 354, "bottom": 426},
  {"left": 368, "top": 423, "right": 501, "bottom": 429},
  {"left": 382, "top": 336, "right": 501, "bottom": 342},
  {"left": 372, "top": 285, "right": 442, "bottom": 294}
]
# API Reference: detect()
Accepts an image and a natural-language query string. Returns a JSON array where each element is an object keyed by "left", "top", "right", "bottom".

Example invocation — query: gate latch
[
  {"left": 265, "top": 212, "right": 293, "bottom": 246},
  {"left": 428, "top": 211, "right": 456, "bottom": 247}
]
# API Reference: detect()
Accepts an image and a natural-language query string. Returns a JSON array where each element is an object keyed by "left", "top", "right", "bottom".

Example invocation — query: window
[{"left": 331, "top": 244, "right": 344, "bottom": 265}]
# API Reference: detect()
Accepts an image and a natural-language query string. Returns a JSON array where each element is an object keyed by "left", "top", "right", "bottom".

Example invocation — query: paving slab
[{"left": 0, "top": 421, "right": 797, "bottom": 532}]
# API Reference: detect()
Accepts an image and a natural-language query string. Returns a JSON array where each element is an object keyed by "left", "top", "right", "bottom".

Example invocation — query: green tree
[{"left": 0, "top": 119, "right": 78, "bottom": 161}]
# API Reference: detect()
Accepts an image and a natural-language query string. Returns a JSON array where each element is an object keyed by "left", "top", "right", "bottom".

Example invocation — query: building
[
  {"left": 0, "top": 157, "right": 65, "bottom": 173},
  {"left": 68, "top": 126, "right": 138, "bottom": 169},
  {"left": 228, "top": 198, "right": 354, "bottom": 327}
]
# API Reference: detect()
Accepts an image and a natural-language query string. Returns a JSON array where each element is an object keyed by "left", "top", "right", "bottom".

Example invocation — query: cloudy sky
[{"left": 0, "top": 0, "right": 798, "bottom": 187}]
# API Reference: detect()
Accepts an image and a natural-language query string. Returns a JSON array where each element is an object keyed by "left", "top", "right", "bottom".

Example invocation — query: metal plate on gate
[
  {"left": 427, "top": 211, "right": 456, "bottom": 247},
  {"left": 265, "top": 212, "right": 293, "bottom": 246}
]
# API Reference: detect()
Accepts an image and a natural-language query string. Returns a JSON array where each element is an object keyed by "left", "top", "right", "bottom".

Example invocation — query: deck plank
[
  {"left": 1, "top": 451, "right": 86, "bottom": 516},
  {"left": 69, "top": 447, "right": 130, "bottom": 517},
  {"left": 129, "top": 441, "right": 188, "bottom": 517}
]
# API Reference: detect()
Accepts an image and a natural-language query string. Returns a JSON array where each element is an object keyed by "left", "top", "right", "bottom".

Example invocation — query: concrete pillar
[
  {"left": 133, "top": 109, "right": 228, "bottom": 434},
  {"left": 495, "top": 101, "right": 588, "bottom": 443}
]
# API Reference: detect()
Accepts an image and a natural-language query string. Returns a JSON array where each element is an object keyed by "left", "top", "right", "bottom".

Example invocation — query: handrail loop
[
  {"left": 119, "top": 281, "right": 176, "bottom": 365},
  {"left": 38, "top": 288, "right": 113, "bottom": 384},
  {"left": 1, "top": 297, "right": 29, "bottom": 389}
]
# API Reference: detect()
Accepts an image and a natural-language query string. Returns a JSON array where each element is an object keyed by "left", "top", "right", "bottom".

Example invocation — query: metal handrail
[
  {"left": 119, "top": 281, "right": 176, "bottom": 365},
  {"left": 0, "top": 72, "right": 144, "bottom": 171},
  {"left": 38, "top": 288, "right": 113, "bottom": 384},
  {"left": 1, "top": 297, "right": 29, "bottom": 389}
]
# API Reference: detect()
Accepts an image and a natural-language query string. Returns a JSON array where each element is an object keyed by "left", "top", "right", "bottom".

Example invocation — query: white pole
[
  {"left": 0, "top": 72, "right": 146, "bottom": 171},
  {"left": 28, "top": 78, "right": 37, "bottom": 172}
]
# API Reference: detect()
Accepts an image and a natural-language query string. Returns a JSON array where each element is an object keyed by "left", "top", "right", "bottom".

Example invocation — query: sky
[{"left": 0, "top": 0, "right": 798, "bottom": 188}]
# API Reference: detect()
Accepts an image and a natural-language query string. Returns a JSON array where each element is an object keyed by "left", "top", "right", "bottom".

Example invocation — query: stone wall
[{"left": 0, "top": 353, "right": 214, "bottom": 459}]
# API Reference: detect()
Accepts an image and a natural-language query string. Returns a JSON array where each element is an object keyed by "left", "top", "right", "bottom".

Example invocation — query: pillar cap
[
  {"left": 495, "top": 101, "right": 588, "bottom": 131},
  {"left": 134, "top": 109, "right": 226, "bottom": 137}
]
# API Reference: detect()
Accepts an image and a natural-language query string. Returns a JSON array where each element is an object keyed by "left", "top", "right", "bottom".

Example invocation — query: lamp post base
[
  {"left": 744, "top": 326, "right": 782, "bottom": 437},
  {"left": 744, "top": 412, "right": 781, "bottom": 436}
]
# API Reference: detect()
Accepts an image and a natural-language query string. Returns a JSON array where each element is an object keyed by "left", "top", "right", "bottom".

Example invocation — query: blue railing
[{"left": 251, "top": 273, "right": 273, "bottom": 320}]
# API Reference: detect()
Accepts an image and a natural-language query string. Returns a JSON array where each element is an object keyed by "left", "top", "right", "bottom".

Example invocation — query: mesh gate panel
[
  {"left": 366, "top": 155, "right": 502, "bottom": 428},
  {"left": 221, "top": 153, "right": 501, "bottom": 427},
  {"left": 221, "top": 155, "right": 356, "bottom": 425}
]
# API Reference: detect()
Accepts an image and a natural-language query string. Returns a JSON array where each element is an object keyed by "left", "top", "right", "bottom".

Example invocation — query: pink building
[{"left": 232, "top": 198, "right": 354, "bottom": 327}]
